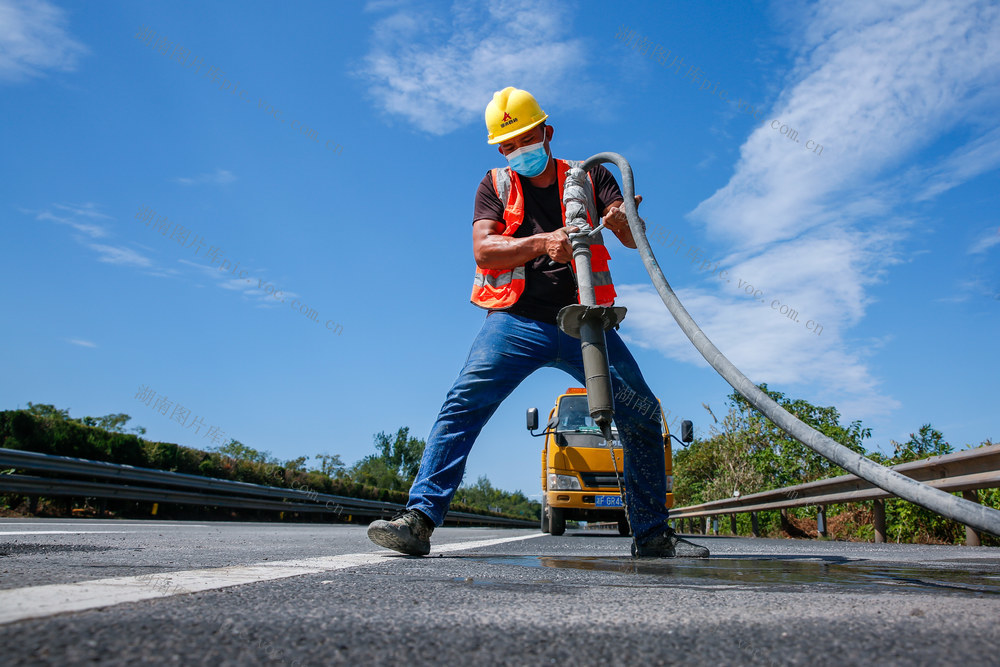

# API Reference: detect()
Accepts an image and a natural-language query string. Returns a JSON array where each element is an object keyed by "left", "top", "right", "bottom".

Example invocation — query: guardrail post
[
  {"left": 962, "top": 490, "right": 982, "bottom": 547},
  {"left": 751, "top": 512, "right": 760, "bottom": 537},
  {"left": 779, "top": 508, "right": 792, "bottom": 535},
  {"left": 28, "top": 496, "right": 38, "bottom": 515},
  {"left": 873, "top": 499, "right": 886, "bottom": 543},
  {"left": 711, "top": 517, "right": 719, "bottom": 535},
  {"left": 817, "top": 505, "right": 827, "bottom": 538},
  {"left": 730, "top": 513, "right": 737, "bottom": 535}
]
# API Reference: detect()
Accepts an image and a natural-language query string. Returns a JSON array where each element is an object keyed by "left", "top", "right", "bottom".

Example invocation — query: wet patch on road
[
  {"left": 0, "top": 543, "right": 114, "bottom": 558},
  {"left": 461, "top": 555, "right": 1000, "bottom": 597}
]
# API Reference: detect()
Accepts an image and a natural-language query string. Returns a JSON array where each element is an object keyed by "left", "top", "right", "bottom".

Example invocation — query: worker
[{"left": 367, "top": 87, "right": 708, "bottom": 559}]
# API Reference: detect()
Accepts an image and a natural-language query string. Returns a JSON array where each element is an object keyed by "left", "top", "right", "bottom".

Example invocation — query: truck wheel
[
  {"left": 550, "top": 507, "right": 566, "bottom": 536},
  {"left": 618, "top": 518, "right": 631, "bottom": 536},
  {"left": 540, "top": 499, "right": 550, "bottom": 533}
]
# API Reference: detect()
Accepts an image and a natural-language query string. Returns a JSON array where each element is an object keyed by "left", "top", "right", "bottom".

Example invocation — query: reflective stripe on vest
[
  {"left": 470, "top": 159, "right": 617, "bottom": 309},
  {"left": 473, "top": 265, "right": 524, "bottom": 290}
]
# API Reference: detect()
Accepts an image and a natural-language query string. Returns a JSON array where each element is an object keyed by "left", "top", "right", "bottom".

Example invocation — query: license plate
[{"left": 595, "top": 495, "right": 623, "bottom": 507}]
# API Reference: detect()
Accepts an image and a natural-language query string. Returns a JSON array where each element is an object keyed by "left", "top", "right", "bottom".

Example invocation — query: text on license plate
[{"left": 595, "top": 495, "right": 623, "bottom": 507}]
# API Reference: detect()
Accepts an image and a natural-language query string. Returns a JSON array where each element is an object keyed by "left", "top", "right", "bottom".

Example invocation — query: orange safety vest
[{"left": 470, "top": 159, "right": 616, "bottom": 310}]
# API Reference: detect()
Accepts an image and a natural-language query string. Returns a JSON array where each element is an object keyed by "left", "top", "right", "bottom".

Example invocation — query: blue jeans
[{"left": 407, "top": 311, "right": 671, "bottom": 545}]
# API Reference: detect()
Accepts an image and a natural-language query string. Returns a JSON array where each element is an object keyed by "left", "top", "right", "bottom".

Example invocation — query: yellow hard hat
[{"left": 485, "top": 87, "right": 549, "bottom": 145}]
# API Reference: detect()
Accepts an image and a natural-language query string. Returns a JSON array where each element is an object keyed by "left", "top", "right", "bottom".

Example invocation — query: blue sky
[{"left": 2, "top": 0, "right": 998, "bottom": 500}]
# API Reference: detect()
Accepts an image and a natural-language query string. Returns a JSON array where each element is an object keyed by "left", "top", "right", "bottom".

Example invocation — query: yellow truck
[{"left": 526, "top": 387, "right": 691, "bottom": 536}]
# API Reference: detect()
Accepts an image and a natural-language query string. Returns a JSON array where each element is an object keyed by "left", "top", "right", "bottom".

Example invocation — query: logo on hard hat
[{"left": 500, "top": 113, "right": 519, "bottom": 128}]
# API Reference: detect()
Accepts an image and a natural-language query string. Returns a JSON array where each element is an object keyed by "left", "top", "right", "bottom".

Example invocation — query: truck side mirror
[
  {"left": 681, "top": 420, "right": 694, "bottom": 443},
  {"left": 526, "top": 407, "right": 539, "bottom": 431}
]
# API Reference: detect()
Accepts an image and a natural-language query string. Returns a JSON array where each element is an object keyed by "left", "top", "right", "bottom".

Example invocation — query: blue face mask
[{"left": 505, "top": 139, "right": 550, "bottom": 178}]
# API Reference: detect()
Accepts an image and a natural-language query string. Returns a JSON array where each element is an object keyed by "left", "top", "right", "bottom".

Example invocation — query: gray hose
[{"left": 578, "top": 151, "right": 1000, "bottom": 538}]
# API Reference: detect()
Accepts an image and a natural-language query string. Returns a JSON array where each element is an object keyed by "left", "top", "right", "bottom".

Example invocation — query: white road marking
[
  {"left": 0, "top": 531, "right": 130, "bottom": 536},
  {"left": 431, "top": 532, "right": 546, "bottom": 554},
  {"left": 0, "top": 523, "right": 211, "bottom": 528},
  {"left": 0, "top": 531, "right": 545, "bottom": 626}
]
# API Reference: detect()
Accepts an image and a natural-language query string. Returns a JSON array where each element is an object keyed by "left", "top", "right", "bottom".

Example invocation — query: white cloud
[
  {"left": 172, "top": 168, "right": 237, "bottom": 186},
  {"left": 87, "top": 243, "right": 153, "bottom": 268},
  {"left": 36, "top": 210, "right": 107, "bottom": 238},
  {"left": 913, "top": 125, "right": 1000, "bottom": 202},
  {"left": 53, "top": 202, "right": 113, "bottom": 220},
  {"left": 178, "top": 258, "right": 232, "bottom": 280},
  {"left": 30, "top": 203, "right": 112, "bottom": 238},
  {"left": 630, "top": 0, "right": 1000, "bottom": 419},
  {"left": 969, "top": 227, "right": 1000, "bottom": 255},
  {"left": 175, "top": 258, "right": 288, "bottom": 306},
  {"left": 358, "top": 0, "right": 589, "bottom": 135},
  {"left": 66, "top": 338, "right": 96, "bottom": 348},
  {"left": 617, "top": 281, "right": 901, "bottom": 418},
  {"left": 363, "top": 0, "right": 409, "bottom": 11},
  {"left": 0, "top": 0, "right": 88, "bottom": 82},
  {"left": 693, "top": 1, "right": 1000, "bottom": 248},
  {"left": 28, "top": 203, "right": 167, "bottom": 271}
]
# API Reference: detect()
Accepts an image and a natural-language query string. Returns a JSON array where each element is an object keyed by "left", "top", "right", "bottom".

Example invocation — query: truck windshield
[{"left": 556, "top": 395, "right": 619, "bottom": 441}]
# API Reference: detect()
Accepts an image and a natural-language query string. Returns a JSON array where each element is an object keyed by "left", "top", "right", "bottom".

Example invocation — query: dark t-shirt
[{"left": 472, "top": 163, "right": 624, "bottom": 324}]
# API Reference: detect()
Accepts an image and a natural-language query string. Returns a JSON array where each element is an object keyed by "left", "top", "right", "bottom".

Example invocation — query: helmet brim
[{"left": 487, "top": 115, "right": 548, "bottom": 145}]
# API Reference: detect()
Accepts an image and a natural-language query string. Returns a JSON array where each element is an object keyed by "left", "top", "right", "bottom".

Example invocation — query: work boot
[
  {"left": 632, "top": 527, "right": 710, "bottom": 558},
  {"left": 367, "top": 509, "right": 434, "bottom": 556}
]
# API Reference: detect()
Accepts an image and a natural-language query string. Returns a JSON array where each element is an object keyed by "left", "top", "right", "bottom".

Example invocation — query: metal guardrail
[
  {"left": 582, "top": 522, "right": 617, "bottom": 531},
  {"left": 668, "top": 444, "right": 1000, "bottom": 545},
  {"left": 0, "top": 448, "right": 536, "bottom": 528}
]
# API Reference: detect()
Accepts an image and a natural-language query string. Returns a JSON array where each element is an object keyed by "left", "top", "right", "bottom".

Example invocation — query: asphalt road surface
[{"left": 1, "top": 518, "right": 998, "bottom": 665}]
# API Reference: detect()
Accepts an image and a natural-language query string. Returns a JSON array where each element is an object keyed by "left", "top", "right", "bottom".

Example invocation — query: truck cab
[{"left": 528, "top": 387, "right": 688, "bottom": 536}]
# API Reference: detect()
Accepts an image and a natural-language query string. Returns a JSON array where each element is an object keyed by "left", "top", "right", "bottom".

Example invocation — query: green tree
[
  {"left": 80, "top": 413, "right": 146, "bottom": 435},
  {"left": 283, "top": 455, "right": 308, "bottom": 472},
  {"left": 372, "top": 427, "right": 426, "bottom": 482},
  {"left": 350, "top": 455, "right": 407, "bottom": 491},
  {"left": 728, "top": 385, "right": 871, "bottom": 488},
  {"left": 890, "top": 424, "right": 952, "bottom": 463},
  {"left": 879, "top": 424, "right": 961, "bottom": 543},
  {"left": 25, "top": 404, "right": 147, "bottom": 436},
  {"left": 453, "top": 475, "right": 541, "bottom": 518},
  {"left": 676, "top": 387, "right": 872, "bottom": 507},
  {"left": 211, "top": 438, "right": 276, "bottom": 465},
  {"left": 348, "top": 427, "right": 426, "bottom": 491},
  {"left": 456, "top": 475, "right": 501, "bottom": 508},
  {"left": 313, "top": 453, "right": 347, "bottom": 479},
  {"left": 25, "top": 403, "right": 70, "bottom": 420}
]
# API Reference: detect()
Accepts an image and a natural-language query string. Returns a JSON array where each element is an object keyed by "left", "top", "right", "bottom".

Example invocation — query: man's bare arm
[
  {"left": 601, "top": 195, "right": 644, "bottom": 249},
  {"left": 473, "top": 219, "right": 573, "bottom": 269}
]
